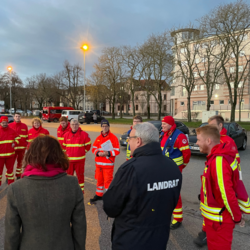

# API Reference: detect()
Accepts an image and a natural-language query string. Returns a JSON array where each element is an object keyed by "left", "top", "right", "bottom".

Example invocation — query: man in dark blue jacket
[{"left": 103, "top": 122, "right": 182, "bottom": 250}]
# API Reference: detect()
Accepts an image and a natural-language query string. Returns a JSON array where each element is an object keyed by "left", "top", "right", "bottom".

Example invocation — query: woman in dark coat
[{"left": 4, "top": 135, "right": 87, "bottom": 250}]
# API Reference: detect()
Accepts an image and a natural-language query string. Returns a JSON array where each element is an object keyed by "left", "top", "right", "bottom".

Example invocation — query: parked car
[
  {"left": 26, "top": 110, "right": 32, "bottom": 114},
  {"left": 91, "top": 110, "right": 101, "bottom": 116},
  {"left": 9, "top": 108, "right": 24, "bottom": 114},
  {"left": 119, "top": 120, "right": 190, "bottom": 147},
  {"left": 61, "top": 110, "right": 82, "bottom": 121},
  {"left": 102, "top": 111, "right": 111, "bottom": 115},
  {"left": 0, "top": 114, "right": 14, "bottom": 123},
  {"left": 33, "top": 110, "right": 41, "bottom": 116},
  {"left": 78, "top": 112, "right": 105, "bottom": 124},
  {"left": 189, "top": 122, "right": 247, "bottom": 155}
]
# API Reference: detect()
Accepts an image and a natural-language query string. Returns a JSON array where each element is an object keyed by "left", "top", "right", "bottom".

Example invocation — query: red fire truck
[{"left": 42, "top": 106, "right": 74, "bottom": 122}]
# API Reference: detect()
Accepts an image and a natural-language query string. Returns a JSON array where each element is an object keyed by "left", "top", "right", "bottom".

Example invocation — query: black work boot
[
  {"left": 89, "top": 195, "right": 102, "bottom": 204},
  {"left": 170, "top": 221, "right": 182, "bottom": 230},
  {"left": 193, "top": 230, "right": 207, "bottom": 247}
]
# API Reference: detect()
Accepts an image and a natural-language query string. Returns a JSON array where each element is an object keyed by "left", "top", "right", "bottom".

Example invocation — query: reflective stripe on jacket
[
  {"left": 9, "top": 121, "right": 28, "bottom": 150},
  {"left": 57, "top": 122, "right": 71, "bottom": 146},
  {"left": 92, "top": 131, "right": 120, "bottom": 168},
  {"left": 0, "top": 126, "right": 20, "bottom": 158},
  {"left": 63, "top": 127, "right": 91, "bottom": 162},
  {"left": 200, "top": 143, "right": 248, "bottom": 224},
  {"left": 27, "top": 126, "right": 50, "bottom": 148},
  {"left": 126, "top": 129, "right": 132, "bottom": 161}
]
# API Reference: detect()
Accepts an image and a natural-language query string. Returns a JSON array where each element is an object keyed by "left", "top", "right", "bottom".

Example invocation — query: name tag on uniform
[{"left": 147, "top": 179, "right": 180, "bottom": 191}]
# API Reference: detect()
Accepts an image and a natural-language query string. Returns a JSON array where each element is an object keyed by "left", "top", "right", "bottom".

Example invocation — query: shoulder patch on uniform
[{"left": 182, "top": 139, "right": 187, "bottom": 144}]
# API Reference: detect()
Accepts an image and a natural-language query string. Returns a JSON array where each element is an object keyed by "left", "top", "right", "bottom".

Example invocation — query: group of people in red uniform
[
  {"left": 1, "top": 111, "right": 250, "bottom": 249},
  {"left": 0, "top": 114, "right": 49, "bottom": 185}
]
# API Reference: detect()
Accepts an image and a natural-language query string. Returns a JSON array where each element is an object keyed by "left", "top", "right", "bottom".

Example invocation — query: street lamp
[
  {"left": 80, "top": 44, "right": 89, "bottom": 111},
  {"left": 7, "top": 66, "right": 12, "bottom": 112}
]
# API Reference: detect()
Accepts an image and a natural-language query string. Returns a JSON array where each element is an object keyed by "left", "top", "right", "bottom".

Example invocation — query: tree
[
  {"left": 199, "top": 0, "right": 250, "bottom": 121},
  {"left": 94, "top": 47, "right": 124, "bottom": 119},
  {"left": 141, "top": 32, "right": 173, "bottom": 120},
  {"left": 194, "top": 38, "right": 223, "bottom": 111},
  {"left": 171, "top": 26, "right": 200, "bottom": 122}
]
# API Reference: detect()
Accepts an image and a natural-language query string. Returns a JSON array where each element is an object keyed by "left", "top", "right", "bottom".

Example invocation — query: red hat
[
  {"left": 0, "top": 116, "right": 8, "bottom": 123},
  {"left": 161, "top": 116, "right": 175, "bottom": 126}
]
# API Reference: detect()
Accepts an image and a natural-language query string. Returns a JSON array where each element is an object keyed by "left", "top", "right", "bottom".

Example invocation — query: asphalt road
[{"left": 0, "top": 121, "right": 249, "bottom": 250}]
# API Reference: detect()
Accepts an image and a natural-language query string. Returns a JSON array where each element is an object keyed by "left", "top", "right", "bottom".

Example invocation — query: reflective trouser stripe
[
  {"left": 173, "top": 214, "right": 183, "bottom": 219},
  {"left": 6, "top": 172, "right": 14, "bottom": 180},
  {"left": 238, "top": 198, "right": 250, "bottom": 214},
  {"left": 216, "top": 156, "right": 234, "bottom": 220},
  {"left": 15, "top": 168, "right": 22, "bottom": 174},
  {"left": 0, "top": 152, "right": 15, "bottom": 157}
]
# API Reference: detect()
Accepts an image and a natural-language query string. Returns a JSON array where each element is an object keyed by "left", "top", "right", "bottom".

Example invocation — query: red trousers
[
  {"left": 15, "top": 150, "right": 26, "bottom": 177},
  {"left": 172, "top": 165, "right": 183, "bottom": 222},
  {"left": 205, "top": 219, "right": 234, "bottom": 250},
  {"left": 67, "top": 160, "right": 85, "bottom": 193},
  {"left": 95, "top": 167, "right": 114, "bottom": 197},
  {"left": 0, "top": 156, "right": 16, "bottom": 185}
]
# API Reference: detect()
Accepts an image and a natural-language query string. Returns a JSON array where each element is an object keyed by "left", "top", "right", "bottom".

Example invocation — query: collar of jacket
[
  {"left": 133, "top": 141, "right": 162, "bottom": 157},
  {"left": 23, "top": 172, "right": 67, "bottom": 180}
]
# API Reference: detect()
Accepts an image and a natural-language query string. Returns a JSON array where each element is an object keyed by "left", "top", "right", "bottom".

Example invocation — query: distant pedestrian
[
  {"left": 63, "top": 119, "right": 91, "bottom": 193},
  {"left": 27, "top": 118, "right": 49, "bottom": 149},
  {"left": 4, "top": 135, "right": 87, "bottom": 250},
  {"left": 126, "top": 115, "right": 143, "bottom": 160},
  {"left": 103, "top": 122, "right": 182, "bottom": 250},
  {"left": 57, "top": 116, "right": 71, "bottom": 147},
  {"left": 89, "top": 119, "right": 120, "bottom": 204},
  {"left": 93, "top": 112, "right": 97, "bottom": 124},
  {"left": 0, "top": 116, "right": 20, "bottom": 185},
  {"left": 9, "top": 112, "right": 28, "bottom": 179},
  {"left": 196, "top": 125, "right": 250, "bottom": 250}
]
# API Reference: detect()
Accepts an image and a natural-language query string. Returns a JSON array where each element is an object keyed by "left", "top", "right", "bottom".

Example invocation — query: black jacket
[{"left": 103, "top": 142, "right": 182, "bottom": 250}]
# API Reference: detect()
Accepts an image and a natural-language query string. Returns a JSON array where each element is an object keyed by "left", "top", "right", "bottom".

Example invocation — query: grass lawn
[
  {"left": 106, "top": 118, "right": 153, "bottom": 125},
  {"left": 182, "top": 121, "right": 202, "bottom": 128},
  {"left": 238, "top": 122, "right": 250, "bottom": 131}
]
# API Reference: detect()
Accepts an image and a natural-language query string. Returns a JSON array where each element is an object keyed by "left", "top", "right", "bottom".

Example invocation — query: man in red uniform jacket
[
  {"left": 160, "top": 116, "right": 191, "bottom": 229},
  {"left": 57, "top": 116, "right": 71, "bottom": 147},
  {"left": 9, "top": 113, "right": 28, "bottom": 179},
  {"left": 196, "top": 125, "right": 244, "bottom": 249},
  {"left": 63, "top": 119, "right": 91, "bottom": 193},
  {"left": 89, "top": 119, "right": 120, "bottom": 204},
  {"left": 0, "top": 116, "right": 20, "bottom": 185},
  {"left": 27, "top": 118, "right": 49, "bottom": 149},
  {"left": 194, "top": 115, "right": 241, "bottom": 247}
]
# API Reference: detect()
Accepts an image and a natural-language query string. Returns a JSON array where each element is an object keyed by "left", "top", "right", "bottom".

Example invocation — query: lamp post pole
[
  {"left": 84, "top": 50, "right": 86, "bottom": 112},
  {"left": 7, "top": 66, "right": 12, "bottom": 112}
]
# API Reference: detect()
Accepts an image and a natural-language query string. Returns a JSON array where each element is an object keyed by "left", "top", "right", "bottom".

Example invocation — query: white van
[{"left": 61, "top": 110, "right": 82, "bottom": 121}]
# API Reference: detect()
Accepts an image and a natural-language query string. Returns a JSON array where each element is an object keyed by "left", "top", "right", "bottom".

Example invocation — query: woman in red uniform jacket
[{"left": 27, "top": 118, "right": 49, "bottom": 149}]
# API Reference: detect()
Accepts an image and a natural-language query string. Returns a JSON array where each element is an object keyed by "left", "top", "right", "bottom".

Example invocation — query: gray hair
[
  {"left": 133, "top": 122, "right": 159, "bottom": 145},
  {"left": 70, "top": 119, "right": 79, "bottom": 125}
]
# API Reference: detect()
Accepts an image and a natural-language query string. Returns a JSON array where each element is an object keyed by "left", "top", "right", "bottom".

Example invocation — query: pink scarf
[{"left": 22, "top": 164, "right": 65, "bottom": 178}]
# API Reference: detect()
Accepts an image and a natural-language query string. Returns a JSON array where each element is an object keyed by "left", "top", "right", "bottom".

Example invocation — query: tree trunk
[
  {"left": 147, "top": 93, "right": 150, "bottom": 119},
  {"left": 120, "top": 104, "right": 122, "bottom": 118},
  {"left": 157, "top": 90, "right": 162, "bottom": 120},
  {"left": 187, "top": 95, "right": 191, "bottom": 122},
  {"left": 230, "top": 103, "right": 236, "bottom": 122},
  {"left": 112, "top": 94, "right": 115, "bottom": 119},
  {"left": 131, "top": 89, "right": 135, "bottom": 116},
  {"left": 239, "top": 101, "right": 241, "bottom": 122}
]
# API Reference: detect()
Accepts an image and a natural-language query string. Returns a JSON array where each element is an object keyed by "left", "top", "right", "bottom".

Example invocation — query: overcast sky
[{"left": 0, "top": 0, "right": 235, "bottom": 83}]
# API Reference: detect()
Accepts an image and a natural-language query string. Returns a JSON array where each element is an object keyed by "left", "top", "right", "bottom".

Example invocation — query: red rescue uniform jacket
[
  {"left": 63, "top": 127, "right": 91, "bottom": 162},
  {"left": 200, "top": 143, "right": 242, "bottom": 225},
  {"left": 57, "top": 122, "right": 71, "bottom": 146},
  {"left": 0, "top": 126, "right": 20, "bottom": 158},
  {"left": 160, "top": 124, "right": 191, "bottom": 167},
  {"left": 220, "top": 127, "right": 240, "bottom": 164},
  {"left": 27, "top": 126, "right": 50, "bottom": 149},
  {"left": 9, "top": 121, "right": 28, "bottom": 150},
  {"left": 92, "top": 131, "right": 120, "bottom": 168}
]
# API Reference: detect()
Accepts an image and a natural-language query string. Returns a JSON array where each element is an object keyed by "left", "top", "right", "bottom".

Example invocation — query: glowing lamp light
[
  {"left": 82, "top": 44, "right": 89, "bottom": 51},
  {"left": 7, "top": 66, "right": 12, "bottom": 71},
  {"left": 215, "top": 94, "right": 218, "bottom": 98}
]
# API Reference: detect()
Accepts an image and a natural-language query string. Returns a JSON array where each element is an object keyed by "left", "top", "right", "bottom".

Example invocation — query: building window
[
  {"left": 193, "top": 72, "right": 198, "bottom": 78},
  {"left": 171, "top": 87, "right": 175, "bottom": 96},
  {"left": 238, "top": 66, "right": 243, "bottom": 72},
  {"left": 230, "top": 82, "right": 234, "bottom": 88},
  {"left": 239, "top": 51, "right": 245, "bottom": 57},
  {"left": 200, "top": 71, "right": 205, "bottom": 77},
  {"left": 230, "top": 67, "right": 234, "bottom": 73},
  {"left": 136, "top": 105, "right": 138, "bottom": 111},
  {"left": 164, "top": 94, "right": 166, "bottom": 100},
  {"left": 239, "top": 81, "right": 243, "bottom": 88},
  {"left": 163, "top": 105, "right": 166, "bottom": 111},
  {"left": 194, "top": 85, "right": 198, "bottom": 91},
  {"left": 215, "top": 84, "right": 219, "bottom": 89},
  {"left": 201, "top": 56, "right": 207, "bottom": 63},
  {"left": 180, "top": 102, "right": 184, "bottom": 106},
  {"left": 135, "top": 95, "right": 138, "bottom": 100},
  {"left": 210, "top": 100, "right": 214, "bottom": 104},
  {"left": 180, "top": 48, "right": 187, "bottom": 53},
  {"left": 219, "top": 100, "right": 224, "bottom": 105},
  {"left": 200, "top": 85, "right": 205, "bottom": 90},
  {"left": 231, "top": 53, "right": 235, "bottom": 58},
  {"left": 182, "top": 87, "right": 186, "bottom": 96},
  {"left": 195, "top": 58, "right": 199, "bottom": 64},
  {"left": 181, "top": 61, "right": 188, "bottom": 66}
]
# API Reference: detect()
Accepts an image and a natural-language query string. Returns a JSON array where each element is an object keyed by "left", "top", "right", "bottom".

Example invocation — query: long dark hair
[{"left": 23, "top": 135, "right": 69, "bottom": 171}]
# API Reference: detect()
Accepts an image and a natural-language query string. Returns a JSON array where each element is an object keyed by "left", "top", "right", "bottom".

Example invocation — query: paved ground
[{"left": 0, "top": 121, "right": 249, "bottom": 250}]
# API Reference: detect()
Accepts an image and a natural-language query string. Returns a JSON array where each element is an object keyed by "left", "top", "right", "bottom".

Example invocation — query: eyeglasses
[{"left": 128, "top": 136, "right": 138, "bottom": 141}]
